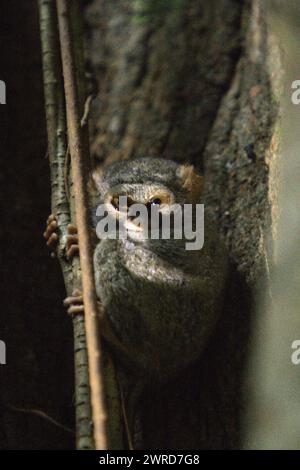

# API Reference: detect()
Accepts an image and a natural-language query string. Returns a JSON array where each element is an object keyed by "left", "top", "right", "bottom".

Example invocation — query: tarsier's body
[
  {"left": 92, "top": 158, "right": 228, "bottom": 377},
  {"left": 45, "top": 157, "right": 227, "bottom": 444}
]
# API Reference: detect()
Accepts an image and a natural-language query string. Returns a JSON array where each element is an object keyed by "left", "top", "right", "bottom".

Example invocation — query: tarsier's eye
[
  {"left": 150, "top": 198, "right": 161, "bottom": 206},
  {"left": 146, "top": 196, "right": 164, "bottom": 214},
  {"left": 147, "top": 191, "right": 173, "bottom": 210}
]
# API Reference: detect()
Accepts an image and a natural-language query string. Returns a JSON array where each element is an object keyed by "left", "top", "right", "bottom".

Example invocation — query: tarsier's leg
[{"left": 43, "top": 214, "right": 79, "bottom": 260}]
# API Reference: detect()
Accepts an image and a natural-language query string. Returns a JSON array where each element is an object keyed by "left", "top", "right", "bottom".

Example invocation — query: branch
[
  {"left": 56, "top": 0, "right": 107, "bottom": 450},
  {"left": 38, "top": 0, "right": 93, "bottom": 450}
]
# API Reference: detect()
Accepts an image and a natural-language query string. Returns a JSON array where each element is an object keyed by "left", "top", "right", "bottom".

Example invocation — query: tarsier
[{"left": 44, "top": 157, "right": 228, "bottom": 446}]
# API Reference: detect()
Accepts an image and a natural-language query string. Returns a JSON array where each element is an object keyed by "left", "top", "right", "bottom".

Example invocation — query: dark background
[{"left": 0, "top": 0, "right": 74, "bottom": 449}]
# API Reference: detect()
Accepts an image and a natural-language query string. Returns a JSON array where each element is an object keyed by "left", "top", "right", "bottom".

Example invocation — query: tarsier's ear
[
  {"left": 91, "top": 164, "right": 103, "bottom": 190},
  {"left": 177, "top": 164, "right": 204, "bottom": 202}
]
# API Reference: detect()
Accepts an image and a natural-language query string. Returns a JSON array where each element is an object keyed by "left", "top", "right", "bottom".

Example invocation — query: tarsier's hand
[
  {"left": 63, "top": 289, "right": 84, "bottom": 315},
  {"left": 43, "top": 214, "right": 58, "bottom": 257},
  {"left": 43, "top": 214, "right": 79, "bottom": 260}
]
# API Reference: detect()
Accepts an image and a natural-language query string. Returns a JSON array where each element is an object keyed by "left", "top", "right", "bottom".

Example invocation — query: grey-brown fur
[{"left": 93, "top": 158, "right": 228, "bottom": 378}]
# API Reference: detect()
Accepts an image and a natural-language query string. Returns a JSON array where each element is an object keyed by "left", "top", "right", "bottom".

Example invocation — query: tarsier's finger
[
  {"left": 63, "top": 290, "right": 84, "bottom": 316},
  {"left": 63, "top": 297, "right": 83, "bottom": 308},
  {"left": 66, "top": 244, "right": 79, "bottom": 260},
  {"left": 65, "top": 225, "right": 79, "bottom": 259},
  {"left": 67, "top": 224, "right": 78, "bottom": 235},
  {"left": 66, "top": 234, "right": 79, "bottom": 248},
  {"left": 46, "top": 232, "right": 58, "bottom": 248},
  {"left": 67, "top": 305, "right": 85, "bottom": 316},
  {"left": 63, "top": 293, "right": 83, "bottom": 307},
  {"left": 43, "top": 220, "right": 58, "bottom": 241},
  {"left": 47, "top": 214, "right": 56, "bottom": 225}
]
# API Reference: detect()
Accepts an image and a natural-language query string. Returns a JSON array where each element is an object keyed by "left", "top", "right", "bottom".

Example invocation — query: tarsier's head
[{"left": 92, "top": 158, "right": 203, "bottom": 253}]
